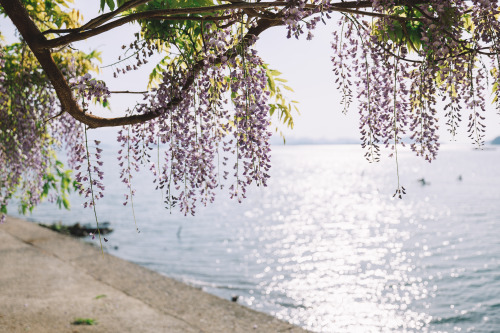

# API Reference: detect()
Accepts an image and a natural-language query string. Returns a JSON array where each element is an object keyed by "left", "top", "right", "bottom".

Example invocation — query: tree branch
[
  {"left": 40, "top": 0, "right": 432, "bottom": 49},
  {"left": 0, "top": 0, "right": 440, "bottom": 129},
  {"left": 110, "top": 90, "right": 149, "bottom": 94},
  {"left": 0, "top": 0, "right": 282, "bottom": 128},
  {"left": 80, "top": 0, "right": 152, "bottom": 31},
  {"left": 51, "top": 0, "right": 373, "bottom": 37},
  {"left": 43, "top": 14, "right": 234, "bottom": 35},
  {"left": 43, "top": 2, "right": 290, "bottom": 49}
]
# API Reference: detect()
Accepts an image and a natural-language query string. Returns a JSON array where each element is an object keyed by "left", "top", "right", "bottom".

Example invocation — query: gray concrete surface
[{"left": 0, "top": 216, "right": 309, "bottom": 333}]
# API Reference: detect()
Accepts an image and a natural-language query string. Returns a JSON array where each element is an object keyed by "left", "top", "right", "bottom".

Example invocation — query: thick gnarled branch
[{"left": 0, "top": 0, "right": 282, "bottom": 128}]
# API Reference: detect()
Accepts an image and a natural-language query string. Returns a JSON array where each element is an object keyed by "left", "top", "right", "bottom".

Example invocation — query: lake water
[{"left": 14, "top": 144, "right": 500, "bottom": 332}]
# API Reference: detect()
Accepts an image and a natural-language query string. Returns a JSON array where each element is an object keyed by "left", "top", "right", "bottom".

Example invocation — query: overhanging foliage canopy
[{"left": 1, "top": 0, "right": 500, "bottom": 224}]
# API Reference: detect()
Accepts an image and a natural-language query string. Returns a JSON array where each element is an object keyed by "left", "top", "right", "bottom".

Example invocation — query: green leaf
[
  {"left": 269, "top": 104, "right": 276, "bottom": 116},
  {"left": 105, "top": 0, "right": 115, "bottom": 11},
  {"left": 73, "top": 318, "right": 97, "bottom": 326},
  {"left": 62, "top": 197, "right": 70, "bottom": 209}
]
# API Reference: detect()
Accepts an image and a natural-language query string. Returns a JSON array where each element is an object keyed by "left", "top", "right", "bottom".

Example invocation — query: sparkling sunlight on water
[{"left": 20, "top": 144, "right": 500, "bottom": 332}]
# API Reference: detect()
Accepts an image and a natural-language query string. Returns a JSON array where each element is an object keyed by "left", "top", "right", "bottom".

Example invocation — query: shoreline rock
[{"left": 38, "top": 221, "right": 113, "bottom": 237}]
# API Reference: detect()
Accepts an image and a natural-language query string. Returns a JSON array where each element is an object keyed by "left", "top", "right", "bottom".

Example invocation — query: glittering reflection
[
  {"left": 234, "top": 146, "right": 431, "bottom": 331},
  {"left": 20, "top": 145, "right": 500, "bottom": 332}
]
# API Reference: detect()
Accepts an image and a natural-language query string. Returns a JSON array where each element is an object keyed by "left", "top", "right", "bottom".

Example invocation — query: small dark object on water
[
  {"left": 458, "top": 175, "right": 463, "bottom": 181},
  {"left": 39, "top": 222, "right": 113, "bottom": 237},
  {"left": 418, "top": 178, "right": 430, "bottom": 186},
  {"left": 231, "top": 295, "right": 239, "bottom": 302}
]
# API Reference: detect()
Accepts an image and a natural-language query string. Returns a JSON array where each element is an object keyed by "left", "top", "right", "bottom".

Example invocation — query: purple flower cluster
[
  {"left": 0, "top": 49, "right": 9, "bottom": 223},
  {"left": 283, "top": 0, "right": 327, "bottom": 40},
  {"left": 74, "top": 137, "right": 105, "bottom": 208},
  {"left": 113, "top": 24, "right": 272, "bottom": 215},
  {"left": 330, "top": 0, "right": 499, "bottom": 163},
  {"left": 0, "top": 44, "right": 61, "bottom": 220},
  {"left": 69, "top": 73, "right": 110, "bottom": 107},
  {"left": 67, "top": 74, "right": 108, "bottom": 209},
  {"left": 327, "top": 1, "right": 500, "bottom": 194},
  {"left": 227, "top": 50, "right": 272, "bottom": 202},
  {"left": 113, "top": 36, "right": 154, "bottom": 78}
]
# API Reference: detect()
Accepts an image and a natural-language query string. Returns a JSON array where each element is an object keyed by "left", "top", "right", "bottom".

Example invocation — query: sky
[{"left": 2, "top": 3, "right": 500, "bottom": 144}]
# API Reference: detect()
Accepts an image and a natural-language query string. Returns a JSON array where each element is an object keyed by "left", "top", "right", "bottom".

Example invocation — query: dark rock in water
[
  {"left": 231, "top": 295, "right": 239, "bottom": 302},
  {"left": 39, "top": 222, "right": 113, "bottom": 237}
]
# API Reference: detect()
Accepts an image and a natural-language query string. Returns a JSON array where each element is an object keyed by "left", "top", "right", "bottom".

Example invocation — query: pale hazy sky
[{"left": 2, "top": 3, "right": 500, "bottom": 143}]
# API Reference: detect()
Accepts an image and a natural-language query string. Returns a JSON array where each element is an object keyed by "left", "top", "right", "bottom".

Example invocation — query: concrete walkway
[{"left": 0, "top": 216, "right": 309, "bottom": 333}]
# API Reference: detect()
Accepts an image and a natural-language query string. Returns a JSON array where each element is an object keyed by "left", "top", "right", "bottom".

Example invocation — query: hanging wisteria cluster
[
  {"left": 114, "top": 23, "right": 272, "bottom": 216},
  {"left": 69, "top": 74, "right": 111, "bottom": 107},
  {"left": 327, "top": 0, "right": 500, "bottom": 196},
  {"left": 0, "top": 43, "right": 61, "bottom": 222},
  {"left": 0, "top": 48, "right": 9, "bottom": 224},
  {"left": 2, "top": 0, "right": 500, "bottom": 222},
  {"left": 330, "top": 0, "right": 499, "bottom": 164}
]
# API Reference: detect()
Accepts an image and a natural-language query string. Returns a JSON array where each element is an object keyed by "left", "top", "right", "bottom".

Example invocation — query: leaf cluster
[
  {"left": 372, "top": 6, "right": 426, "bottom": 51},
  {"left": 40, "top": 160, "right": 78, "bottom": 211},
  {"left": 0, "top": 0, "right": 82, "bottom": 32},
  {"left": 265, "top": 65, "right": 299, "bottom": 141}
]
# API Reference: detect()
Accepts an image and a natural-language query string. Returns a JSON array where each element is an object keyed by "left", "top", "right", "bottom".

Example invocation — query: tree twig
[{"left": 110, "top": 90, "right": 149, "bottom": 94}]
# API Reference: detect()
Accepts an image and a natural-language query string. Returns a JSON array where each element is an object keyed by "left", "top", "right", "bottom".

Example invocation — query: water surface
[{"left": 18, "top": 144, "right": 500, "bottom": 332}]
